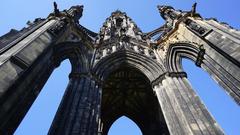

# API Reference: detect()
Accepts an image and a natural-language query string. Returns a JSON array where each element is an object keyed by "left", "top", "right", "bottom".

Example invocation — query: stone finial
[
  {"left": 157, "top": 5, "right": 180, "bottom": 20},
  {"left": 157, "top": 5, "right": 174, "bottom": 19},
  {"left": 53, "top": 2, "right": 60, "bottom": 15},
  {"left": 68, "top": 5, "right": 84, "bottom": 23},
  {"left": 191, "top": 2, "right": 197, "bottom": 16}
]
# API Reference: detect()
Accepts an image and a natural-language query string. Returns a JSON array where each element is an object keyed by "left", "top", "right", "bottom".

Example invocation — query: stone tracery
[{"left": 0, "top": 3, "right": 240, "bottom": 135}]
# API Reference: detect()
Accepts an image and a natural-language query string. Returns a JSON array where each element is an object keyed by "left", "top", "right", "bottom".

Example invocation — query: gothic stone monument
[{"left": 0, "top": 3, "right": 240, "bottom": 135}]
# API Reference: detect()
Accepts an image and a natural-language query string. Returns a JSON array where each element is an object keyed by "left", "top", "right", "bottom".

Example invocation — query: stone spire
[
  {"left": 98, "top": 10, "right": 143, "bottom": 42},
  {"left": 157, "top": 5, "right": 183, "bottom": 21}
]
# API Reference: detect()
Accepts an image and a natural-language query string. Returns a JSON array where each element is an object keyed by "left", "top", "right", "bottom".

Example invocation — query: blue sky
[{"left": 1, "top": 0, "right": 240, "bottom": 135}]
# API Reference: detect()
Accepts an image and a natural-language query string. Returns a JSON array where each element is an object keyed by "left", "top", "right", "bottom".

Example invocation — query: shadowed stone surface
[{"left": 1, "top": 3, "right": 239, "bottom": 135}]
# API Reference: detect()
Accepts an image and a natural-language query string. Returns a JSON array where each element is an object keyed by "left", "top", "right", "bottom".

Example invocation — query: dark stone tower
[{"left": 0, "top": 3, "right": 239, "bottom": 135}]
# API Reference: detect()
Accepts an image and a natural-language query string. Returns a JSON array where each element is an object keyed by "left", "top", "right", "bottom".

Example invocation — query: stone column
[
  {"left": 48, "top": 73, "right": 101, "bottom": 135},
  {"left": 0, "top": 17, "right": 69, "bottom": 134},
  {"left": 201, "top": 53, "right": 240, "bottom": 105},
  {"left": 153, "top": 74, "right": 224, "bottom": 135}
]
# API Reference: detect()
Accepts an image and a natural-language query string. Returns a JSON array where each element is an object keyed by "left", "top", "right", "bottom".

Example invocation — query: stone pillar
[
  {"left": 153, "top": 74, "right": 224, "bottom": 135},
  {"left": 181, "top": 17, "right": 240, "bottom": 104},
  {"left": 48, "top": 73, "right": 101, "bottom": 135},
  {"left": 0, "top": 16, "right": 69, "bottom": 134},
  {"left": 201, "top": 50, "right": 240, "bottom": 105}
]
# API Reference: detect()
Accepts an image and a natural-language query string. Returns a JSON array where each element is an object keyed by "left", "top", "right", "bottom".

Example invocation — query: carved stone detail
[
  {"left": 48, "top": 18, "right": 68, "bottom": 36},
  {"left": 185, "top": 19, "right": 207, "bottom": 35},
  {"left": 1, "top": 3, "right": 240, "bottom": 135},
  {"left": 195, "top": 45, "right": 205, "bottom": 67}
]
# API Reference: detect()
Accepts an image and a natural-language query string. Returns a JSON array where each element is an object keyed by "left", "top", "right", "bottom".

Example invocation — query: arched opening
[
  {"left": 108, "top": 116, "right": 142, "bottom": 135},
  {"left": 166, "top": 42, "right": 240, "bottom": 104},
  {"left": 164, "top": 42, "right": 240, "bottom": 134},
  {"left": 14, "top": 60, "right": 71, "bottom": 135},
  {"left": 182, "top": 58, "right": 240, "bottom": 135},
  {"left": 101, "top": 67, "right": 169, "bottom": 135}
]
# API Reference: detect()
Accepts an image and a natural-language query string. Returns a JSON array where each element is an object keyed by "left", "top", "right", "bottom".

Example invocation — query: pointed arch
[
  {"left": 108, "top": 115, "right": 143, "bottom": 135},
  {"left": 52, "top": 41, "right": 90, "bottom": 73},
  {"left": 165, "top": 41, "right": 240, "bottom": 104},
  {"left": 0, "top": 41, "right": 91, "bottom": 134},
  {"left": 93, "top": 50, "right": 165, "bottom": 82},
  {"left": 165, "top": 42, "right": 201, "bottom": 72},
  {"left": 98, "top": 61, "right": 170, "bottom": 135}
]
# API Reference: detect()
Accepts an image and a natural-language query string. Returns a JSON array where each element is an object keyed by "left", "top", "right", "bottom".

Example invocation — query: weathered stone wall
[
  {"left": 0, "top": 19, "right": 58, "bottom": 134},
  {"left": 160, "top": 16, "right": 240, "bottom": 105},
  {"left": 48, "top": 76, "right": 101, "bottom": 135},
  {"left": 0, "top": 3, "right": 239, "bottom": 135}
]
